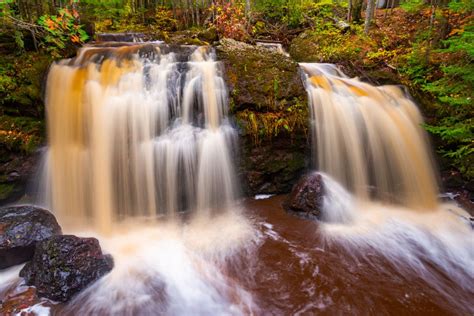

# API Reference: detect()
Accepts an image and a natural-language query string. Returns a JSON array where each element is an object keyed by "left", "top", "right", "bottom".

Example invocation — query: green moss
[
  {"left": 289, "top": 29, "right": 370, "bottom": 63},
  {"left": 0, "top": 183, "right": 14, "bottom": 200},
  {"left": 217, "top": 38, "right": 306, "bottom": 113}
]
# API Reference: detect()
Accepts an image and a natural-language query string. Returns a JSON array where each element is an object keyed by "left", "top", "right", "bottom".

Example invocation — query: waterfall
[
  {"left": 40, "top": 43, "right": 238, "bottom": 231},
  {"left": 300, "top": 63, "right": 439, "bottom": 210}
]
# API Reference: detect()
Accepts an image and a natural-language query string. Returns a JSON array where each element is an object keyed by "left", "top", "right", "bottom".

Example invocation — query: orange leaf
[
  {"left": 71, "top": 34, "right": 80, "bottom": 43},
  {"left": 46, "top": 18, "right": 56, "bottom": 30}
]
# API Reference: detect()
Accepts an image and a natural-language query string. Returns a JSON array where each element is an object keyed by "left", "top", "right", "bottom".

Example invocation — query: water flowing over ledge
[
  {"left": 39, "top": 43, "right": 238, "bottom": 232},
  {"left": 300, "top": 63, "right": 439, "bottom": 210}
]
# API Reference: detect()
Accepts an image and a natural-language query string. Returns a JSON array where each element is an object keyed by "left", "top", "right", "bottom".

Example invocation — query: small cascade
[
  {"left": 255, "top": 41, "right": 289, "bottom": 56},
  {"left": 300, "top": 63, "right": 439, "bottom": 210},
  {"left": 41, "top": 43, "right": 238, "bottom": 231},
  {"left": 96, "top": 33, "right": 145, "bottom": 42}
]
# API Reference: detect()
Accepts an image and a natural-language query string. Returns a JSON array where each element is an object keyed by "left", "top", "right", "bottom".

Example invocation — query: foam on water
[
  {"left": 59, "top": 211, "right": 258, "bottom": 315},
  {"left": 319, "top": 174, "right": 474, "bottom": 313}
]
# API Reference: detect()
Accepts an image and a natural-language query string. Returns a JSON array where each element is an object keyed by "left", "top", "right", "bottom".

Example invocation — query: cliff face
[{"left": 216, "top": 38, "right": 310, "bottom": 195}]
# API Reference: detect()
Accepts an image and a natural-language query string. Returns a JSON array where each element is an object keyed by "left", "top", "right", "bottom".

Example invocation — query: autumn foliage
[
  {"left": 211, "top": 0, "right": 249, "bottom": 41},
  {"left": 38, "top": 8, "right": 89, "bottom": 57}
]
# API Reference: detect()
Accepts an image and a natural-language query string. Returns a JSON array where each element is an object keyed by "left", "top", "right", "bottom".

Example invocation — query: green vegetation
[
  {"left": 287, "top": 1, "right": 473, "bottom": 181},
  {"left": 396, "top": 7, "right": 473, "bottom": 179}
]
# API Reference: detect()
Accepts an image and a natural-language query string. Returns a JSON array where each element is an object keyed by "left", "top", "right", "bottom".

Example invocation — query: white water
[
  {"left": 58, "top": 211, "right": 258, "bottom": 315},
  {"left": 319, "top": 173, "right": 474, "bottom": 312},
  {"left": 301, "top": 63, "right": 439, "bottom": 210},
  {"left": 11, "top": 43, "right": 258, "bottom": 315},
  {"left": 40, "top": 44, "right": 238, "bottom": 232}
]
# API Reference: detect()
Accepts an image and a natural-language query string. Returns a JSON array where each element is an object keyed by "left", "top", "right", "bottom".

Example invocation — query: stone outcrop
[{"left": 217, "top": 38, "right": 310, "bottom": 195}]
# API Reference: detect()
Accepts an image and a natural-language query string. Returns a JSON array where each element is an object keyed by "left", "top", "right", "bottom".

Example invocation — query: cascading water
[
  {"left": 300, "top": 63, "right": 439, "bottom": 210},
  {"left": 299, "top": 63, "right": 473, "bottom": 313},
  {"left": 18, "top": 43, "right": 257, "bottom": 314},
  {"left": 40, "top": 44, "right": 237, "bottom": 232}
]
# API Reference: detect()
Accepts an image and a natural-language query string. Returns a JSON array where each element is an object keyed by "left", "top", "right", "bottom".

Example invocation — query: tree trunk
[
  {"left": 347, "top": 0, "right": 353, "bottom": 22},
  {"left": 351, "top": 0, "right": 363, "bottom": 23},
  {"left": 364, "top": 0, "right": 375, "bottom": 34}
]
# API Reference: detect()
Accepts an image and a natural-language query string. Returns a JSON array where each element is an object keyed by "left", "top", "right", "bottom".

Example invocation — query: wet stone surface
[
  {"left": 0, "top": 205, "right": 62, "bottom": 270},
  {"left": 20, "top": 235, "right": 113, "bottom": 302}
]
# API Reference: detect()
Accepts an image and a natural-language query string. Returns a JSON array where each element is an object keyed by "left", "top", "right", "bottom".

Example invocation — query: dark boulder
[
  {"left": 20, "top": 235, "right": 113, "bottom": 302},
  {"left": 0, "top": 205, "right": 61, "bottom": 269},
  {"left": 283, "top": 172, "right": 325, "bottom": 218}
]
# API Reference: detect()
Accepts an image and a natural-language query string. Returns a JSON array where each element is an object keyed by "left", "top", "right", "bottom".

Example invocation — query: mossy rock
[
  {"left": 289, "top": 30, "right": 367, "bottom": 64},
  {"left": 198, "top": 27, "right": 218, "bottom": 43},
  {"left": 217, "top": 38, "right": 306, "bottom": 113},
  {"left": 217, "top": 38, "right": 310, "bottom": 194}
]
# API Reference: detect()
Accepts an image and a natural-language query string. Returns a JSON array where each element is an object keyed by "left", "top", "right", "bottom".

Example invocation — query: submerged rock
[
  {"left": 0, "top": 205, "right": 61, "bottom": 269},
  {"left": 20, "top": 235, "right": 113, "bottom": 302},
  {"left": 284, "top": 172, "right": 325, "bottom": 218}
]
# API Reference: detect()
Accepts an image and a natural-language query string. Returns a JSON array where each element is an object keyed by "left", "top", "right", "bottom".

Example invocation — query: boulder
[
  {"left": 283, "top": 172, "right": 325, "bottom": 218},
  {"left": 0, "top": 205, "right": 61, "bottom": 269},
  {"left": 20, "top": 235, "right": 113, "bottom": 302}
]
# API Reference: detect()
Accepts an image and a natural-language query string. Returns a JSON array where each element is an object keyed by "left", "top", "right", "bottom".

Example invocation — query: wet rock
[
  {"left": 217, "top": 38, "right": 309, "bottom": 195},
  {"left": 239, "top": 137, "right": 308, "bottom": 195},
  {"left": 20, "top": 235, "right": 113, "bottom": 302},
  {"left": 0, "top": 205, "right": 61, "bottom": 269},
  {"left": 283, "top": 172, "right": 325, "bottom": 218}
]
